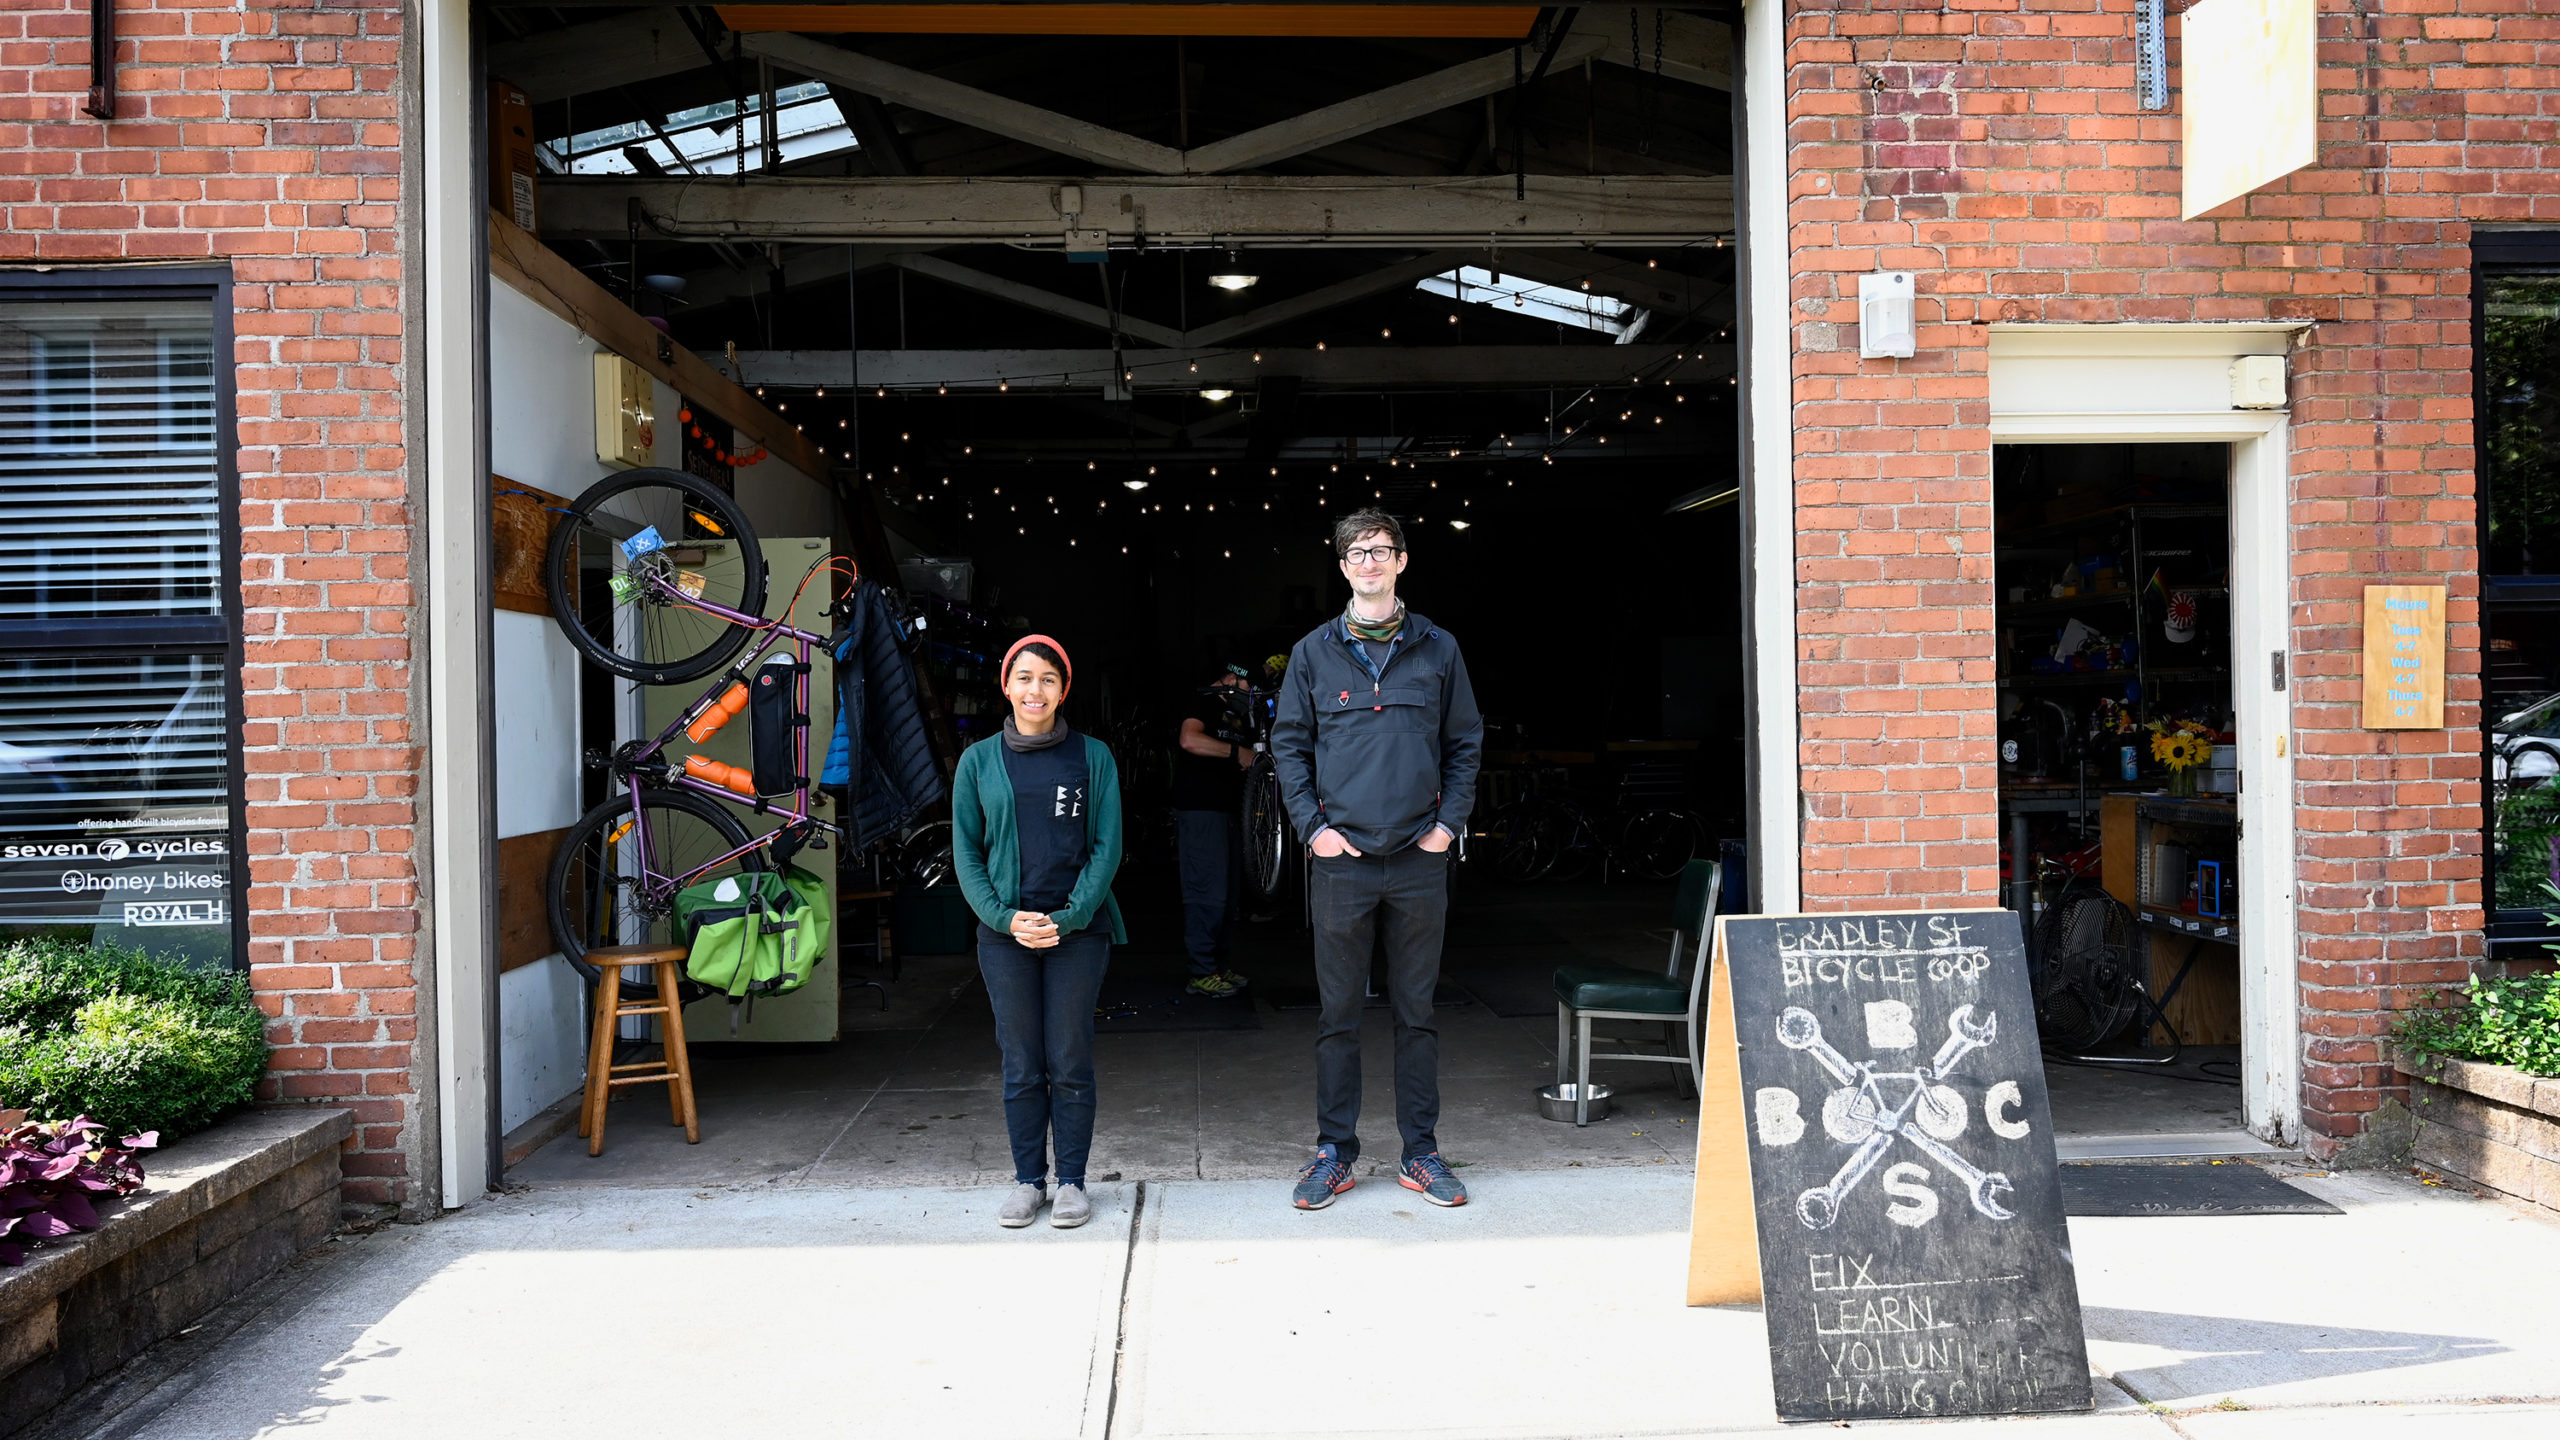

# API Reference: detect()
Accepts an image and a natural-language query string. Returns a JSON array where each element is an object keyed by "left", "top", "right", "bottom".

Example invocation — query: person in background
[
  {"left": 1172, "top": 664, "right": 1258, "bottom": 998},
  {"left": 952, "top": 634, "right": 1126, "bottom": 1230},
  {"left": 1269, "top": 508, "right": 1484, "bottom": 1211}
]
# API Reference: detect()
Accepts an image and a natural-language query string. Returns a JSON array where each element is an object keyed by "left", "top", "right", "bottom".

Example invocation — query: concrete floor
[
  {"left": 35, "top": 1164, "right": 2560, "bottom": 1440},
  {"left": 512, "top": 877, "right": 2262, "bottom": 1189}
]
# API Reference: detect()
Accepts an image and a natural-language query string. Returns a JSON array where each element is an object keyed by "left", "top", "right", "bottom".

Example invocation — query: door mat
[
  {"left": 2060, "top": 1161, "right": 2341, "bottom": 1217},
  {"left": 1092, "top": 979, "right": 1262, "bottom": 1033}
]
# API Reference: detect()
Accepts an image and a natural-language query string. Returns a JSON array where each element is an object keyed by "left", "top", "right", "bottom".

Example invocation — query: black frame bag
[{"left": 751, "top": 654, "right": 809, "bottom": 796}]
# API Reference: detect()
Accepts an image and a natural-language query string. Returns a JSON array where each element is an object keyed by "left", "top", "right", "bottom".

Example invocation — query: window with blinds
[{"left": 0, "top": 277, "right": 244, "bottom": 970}]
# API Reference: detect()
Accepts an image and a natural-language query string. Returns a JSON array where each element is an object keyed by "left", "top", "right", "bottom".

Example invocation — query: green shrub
[
  {"left": 0, "top": 938, "right": 267, "bottom": 1140},
  {"left": 2397, "top": 972, "right": 2560, "bottom": 1079}
]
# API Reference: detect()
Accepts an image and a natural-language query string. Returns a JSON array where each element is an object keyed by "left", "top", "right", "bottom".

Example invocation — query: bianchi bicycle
[{"left": 537, "top": 466, "right": 861, "bottom": 978}]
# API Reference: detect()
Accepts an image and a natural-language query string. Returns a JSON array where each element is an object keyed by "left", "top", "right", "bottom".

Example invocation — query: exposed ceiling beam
[
  {"left": 744, "top": 30, "right": 1602, "bottom": 176},
  {"left": 1574, "top": 7, "right": 1734, "bottom": 93},
  {"left": 745, "top": 32, "right": 1184, "bottom": 173},
  {"left": 487, "top": 9, "right": 702, "bottom": 105},
  {"left": 886, "top": 253, "right": 1187, "bottom": 347},
  {"left": 1181, "top": 33, "right": 1604, "bottom": 173},
  {"left": 549, "top": 174, "right": 1736, "bottom": 246},
  {"left": 1186, "top": 250, "right": 1468, "bottom": 345},
  {"left": 827, "top": 85, "right": 914, "bottom": 176},
  {"left": 737, "top": 344, "right": 1726, "bottom": 391}
]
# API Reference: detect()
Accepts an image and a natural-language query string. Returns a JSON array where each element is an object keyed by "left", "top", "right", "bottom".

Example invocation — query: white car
[{"left": 2492, "top": 691, "right": 2560, "bottom": 783}]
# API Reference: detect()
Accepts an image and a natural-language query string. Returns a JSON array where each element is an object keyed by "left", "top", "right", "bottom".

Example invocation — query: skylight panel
[{"left": 1416, "top": 267, "right": 1642, "bottom": 337}]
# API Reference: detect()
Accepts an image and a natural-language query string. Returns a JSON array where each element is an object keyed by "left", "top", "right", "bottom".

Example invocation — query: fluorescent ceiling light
[
  {"left": 1199, "top": 388, "right": 1235, "bottom": 402},
  {"left": 1417, "top": 267, "right": 1644, "bottom": 338},
  {"left": 1448, "top": 519, "right": 1472, "bottom": 531},
  {"left": 1206, "top": 272, "right": 1259, "bottom": 291},
  {"left": 1123, "top": 479, "right": 1150, "bottom": 491}
]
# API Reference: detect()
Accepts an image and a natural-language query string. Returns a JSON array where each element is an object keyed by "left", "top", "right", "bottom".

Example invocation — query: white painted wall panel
[
  {"left": 733, "top": 440, "right": 836, "bottom": 539},
  {"left": 498, "top": 954, "right": 587, "bottom": 1135},
  {"left": 491, "top": 609, "right": 582, "bottom": 840}
]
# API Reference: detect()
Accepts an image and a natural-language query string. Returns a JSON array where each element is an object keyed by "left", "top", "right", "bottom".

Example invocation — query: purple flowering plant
[{"left": 0, "top": 1110, "right": 156, "bottom": 1267}]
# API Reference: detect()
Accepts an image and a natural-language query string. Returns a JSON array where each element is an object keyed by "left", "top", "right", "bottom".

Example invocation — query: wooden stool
[{"left": 579, "top": 945, "right": 699, "bottom": 1156}]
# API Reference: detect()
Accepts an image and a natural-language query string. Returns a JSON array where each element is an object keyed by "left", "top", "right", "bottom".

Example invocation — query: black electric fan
[{"left": 2031, "top": 888, "right": 2166, "bottom": 1059}]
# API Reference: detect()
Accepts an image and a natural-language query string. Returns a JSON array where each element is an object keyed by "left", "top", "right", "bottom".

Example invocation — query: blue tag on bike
[{"left": 620, "top": 525, "right": 667, "bottom": 562}]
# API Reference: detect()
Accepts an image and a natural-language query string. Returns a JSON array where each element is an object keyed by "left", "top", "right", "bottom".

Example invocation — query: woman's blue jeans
[{"left": 977, "top": 923, "right": 1111, "bottom": 1187}]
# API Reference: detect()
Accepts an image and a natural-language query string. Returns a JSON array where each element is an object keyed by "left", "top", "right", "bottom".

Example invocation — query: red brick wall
[
  {"left": 1782, "top": 0, "right": 2504, "bottom": 1156},
  {"left": 1, "top": 0, "right": 421, "bottom": 1206}
]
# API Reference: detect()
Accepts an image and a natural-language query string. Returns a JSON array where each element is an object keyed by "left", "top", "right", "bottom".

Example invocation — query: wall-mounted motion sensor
[{"left": 1858, "top": 271, "right": 1916, "bottom": 359}]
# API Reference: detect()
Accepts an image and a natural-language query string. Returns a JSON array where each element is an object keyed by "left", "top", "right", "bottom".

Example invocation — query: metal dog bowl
[{"left": 1537, "top": 1082, "right": 1613, "bottom": 1123}]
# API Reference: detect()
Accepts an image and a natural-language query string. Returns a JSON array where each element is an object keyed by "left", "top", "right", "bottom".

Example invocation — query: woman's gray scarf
[{"left": 1002, "top": 716, "right": 1073, "bottom": 752}]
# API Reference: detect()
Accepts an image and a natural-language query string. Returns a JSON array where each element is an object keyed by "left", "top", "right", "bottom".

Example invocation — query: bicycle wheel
[
  {"left": 1616, "top": 809, "right": 1701, "bottom": 883},
  {"left": 545, "top": 787, "right": 768, "bottom": 979},
  {"left": 1546, "top": 812, "right": 1600, "bottom": 883},
  {"left": 899, "top": 820, "right": 954, "bottom": 889},
  {"left": 544, "top": 467, "right": 767, "bottom": 685},
  {"left": 1242, "top": 754, "right": 1289, "bottom": 900},
  {"left": 1490, "top": 800, "right": 1565, "bottom": 885}
]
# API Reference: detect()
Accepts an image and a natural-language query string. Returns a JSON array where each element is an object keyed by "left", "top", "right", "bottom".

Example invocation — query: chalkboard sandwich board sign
[{"left": 1686, "top": 910, "right": 2091, "bottom": 1422}]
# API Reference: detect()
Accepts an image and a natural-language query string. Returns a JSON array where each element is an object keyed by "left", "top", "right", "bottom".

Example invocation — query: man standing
[
  {"left": 1270, "top": 509, "right": 1483, "bottom": 1210},
  {"left": 1172, "top": 665, "right": 1257, "bottom": 998}
]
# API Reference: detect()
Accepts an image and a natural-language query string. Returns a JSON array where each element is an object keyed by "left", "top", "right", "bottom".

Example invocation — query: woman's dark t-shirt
[{"left": 1004, "top": 735, "right": 1092, "bottom": 925}]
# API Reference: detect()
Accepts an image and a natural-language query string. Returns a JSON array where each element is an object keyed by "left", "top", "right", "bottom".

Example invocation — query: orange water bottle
[
  {"left": 686, "top": 683, "right": 749, "bottom": 744},
  {"left": 685, "top": 754, "right": 756, "bottom": 795}
]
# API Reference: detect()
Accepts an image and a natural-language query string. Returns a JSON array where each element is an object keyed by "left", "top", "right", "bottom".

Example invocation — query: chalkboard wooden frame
[{"left": 1686, "top": 910, "right": 2093, "bottom": 1422}]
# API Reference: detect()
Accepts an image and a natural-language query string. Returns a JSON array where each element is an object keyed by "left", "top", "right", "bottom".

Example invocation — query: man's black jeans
[
  {"left": 1310, "top": 843, "right": 1450, "bottom": 1165},
  {"left": 1173, "top": 808, "right": 1240, "bottom": 977}
]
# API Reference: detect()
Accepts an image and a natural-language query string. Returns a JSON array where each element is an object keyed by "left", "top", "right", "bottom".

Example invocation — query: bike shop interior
[
  {"left": 475, "top": 4, "right": 1770, "bottom": 1184},
  {"left": 1992, "top": 440, "right": 2272, "bottom": 1155}
]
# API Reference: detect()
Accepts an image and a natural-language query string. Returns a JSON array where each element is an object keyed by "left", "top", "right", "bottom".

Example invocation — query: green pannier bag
[{"left": 673, "top": 865, "right": 832, "bottom": 1004}]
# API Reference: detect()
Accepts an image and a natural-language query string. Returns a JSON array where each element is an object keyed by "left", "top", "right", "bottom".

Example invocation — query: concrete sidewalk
[{"left": 28, "top": 1165, "right": 2560, "bottom": 1440}]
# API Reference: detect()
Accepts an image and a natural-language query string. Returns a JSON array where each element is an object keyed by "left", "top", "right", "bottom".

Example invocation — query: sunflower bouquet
[{"left": 2149, "top": 719, "right": 2216, "bottom": 795}]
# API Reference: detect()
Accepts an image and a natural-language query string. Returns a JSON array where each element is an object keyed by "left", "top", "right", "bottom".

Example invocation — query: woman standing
[{"left": 952, "top": 634, "right": 1126, "bottom": 1229}]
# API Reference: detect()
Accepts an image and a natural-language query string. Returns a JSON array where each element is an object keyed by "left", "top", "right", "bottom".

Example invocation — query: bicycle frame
[{"left": 612, "top": 565, "right": 852, "bottom": 910}]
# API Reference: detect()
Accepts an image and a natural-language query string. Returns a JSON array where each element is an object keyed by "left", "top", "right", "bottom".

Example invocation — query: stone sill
[
  {"left": 2393, "top": 1051, "right": 2560, "bottom": 1119},
  {"left": 2393, "top": 1050, "right": 2560, "bottom": 1215},
  {"left": 0, "top": 1107, "right": 352, "bottom": 1335}
]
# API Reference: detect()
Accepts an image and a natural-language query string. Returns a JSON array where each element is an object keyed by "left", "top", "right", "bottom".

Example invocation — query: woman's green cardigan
[{"left": 951, "top": 731, "right": 1128, "bottom": 944}]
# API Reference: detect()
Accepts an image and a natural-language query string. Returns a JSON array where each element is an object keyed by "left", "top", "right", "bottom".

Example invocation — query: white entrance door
[{"left": 1987, "top": 324, "right": 2306, "bottom": 1147}]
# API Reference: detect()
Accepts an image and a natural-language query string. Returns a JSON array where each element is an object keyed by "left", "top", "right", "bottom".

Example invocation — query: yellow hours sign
[{"left": 2360, "top": 584, "right": 2446, "bottom": 731}]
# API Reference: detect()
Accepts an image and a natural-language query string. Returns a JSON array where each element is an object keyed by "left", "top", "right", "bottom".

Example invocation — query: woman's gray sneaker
[
  {"left": 1051, "top": 1182, "right": 1092, "bottom": 1229},
  {"left": 998, "top": 1182, "right": 1047, "bottom": 1228}
]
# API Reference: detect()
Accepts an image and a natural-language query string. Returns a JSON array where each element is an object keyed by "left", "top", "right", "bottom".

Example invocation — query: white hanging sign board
[{"left": 2180, "top": 0, "right": 2320, "bottom": 220}]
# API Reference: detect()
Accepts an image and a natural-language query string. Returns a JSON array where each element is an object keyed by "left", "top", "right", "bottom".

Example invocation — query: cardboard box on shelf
[{"left": 490, "top": 78, "right": 539, "bottom": 235}]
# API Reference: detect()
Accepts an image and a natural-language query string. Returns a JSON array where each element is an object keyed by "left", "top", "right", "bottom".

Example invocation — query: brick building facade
[
  {"left": 1, "top": 0, "right": 426, "bottom": 1209},
  {"left": 0, "top": 0, "right": 2538, "bottom": 1201},
  {"left": 1778, "top": 0, "right": 2507, "bottom": 1157}
]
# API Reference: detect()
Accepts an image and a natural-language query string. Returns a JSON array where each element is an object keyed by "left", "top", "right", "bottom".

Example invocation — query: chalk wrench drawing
[{"left": 1777, "top": 1004, "right": 2015, "bottom": 1230}]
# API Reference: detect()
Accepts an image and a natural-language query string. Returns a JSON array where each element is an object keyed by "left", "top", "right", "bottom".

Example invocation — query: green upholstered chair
[{"left": 1550, "top": 858, "right": 1722, "bottom": 1126}]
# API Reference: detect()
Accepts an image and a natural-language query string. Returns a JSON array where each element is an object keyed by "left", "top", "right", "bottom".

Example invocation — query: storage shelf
[
  {"left": 2003, "top": 591, "right": 2138, "bottom": 619},
  {"left": 1999, "top": 667, "right": 2224, "bottom": 690},
  {"left": 1996, "top": 502, "right": 2229, "bottom": 548},
  {"left": 2138, "top": 798, "right": 2239, "bottom": 827},
  {"left": 2139, "top": 906, "right": 2240, "bottom": 945}
]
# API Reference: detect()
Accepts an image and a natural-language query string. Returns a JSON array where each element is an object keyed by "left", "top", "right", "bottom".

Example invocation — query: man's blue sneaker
[
  {"left": 1293, "top": 1144, "right": 1355, "bottom": 1210},
  {"left": 1399, "top": 1153, "right": 1468, "bottom": 1207}
]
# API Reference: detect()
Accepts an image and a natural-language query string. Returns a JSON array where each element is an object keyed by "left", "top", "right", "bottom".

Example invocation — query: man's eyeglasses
[{"left": 1341, "top": 545, "right": 1404, "bottom": 565}]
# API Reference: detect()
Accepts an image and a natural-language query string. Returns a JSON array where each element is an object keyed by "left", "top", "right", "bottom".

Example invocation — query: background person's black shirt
[{"left": 1171, "top": 690, "right": 1247, "bottom": 812}]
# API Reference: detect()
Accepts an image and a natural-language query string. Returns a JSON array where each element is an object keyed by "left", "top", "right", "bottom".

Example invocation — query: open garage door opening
[{"left": 476, "top": 4, "right": 1754, "bottom": 1184}]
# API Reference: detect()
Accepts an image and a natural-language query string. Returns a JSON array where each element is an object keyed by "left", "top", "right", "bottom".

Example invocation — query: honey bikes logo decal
[{"left": 1753, "top": 1002, "right": 2032, "bottom": 1231}]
